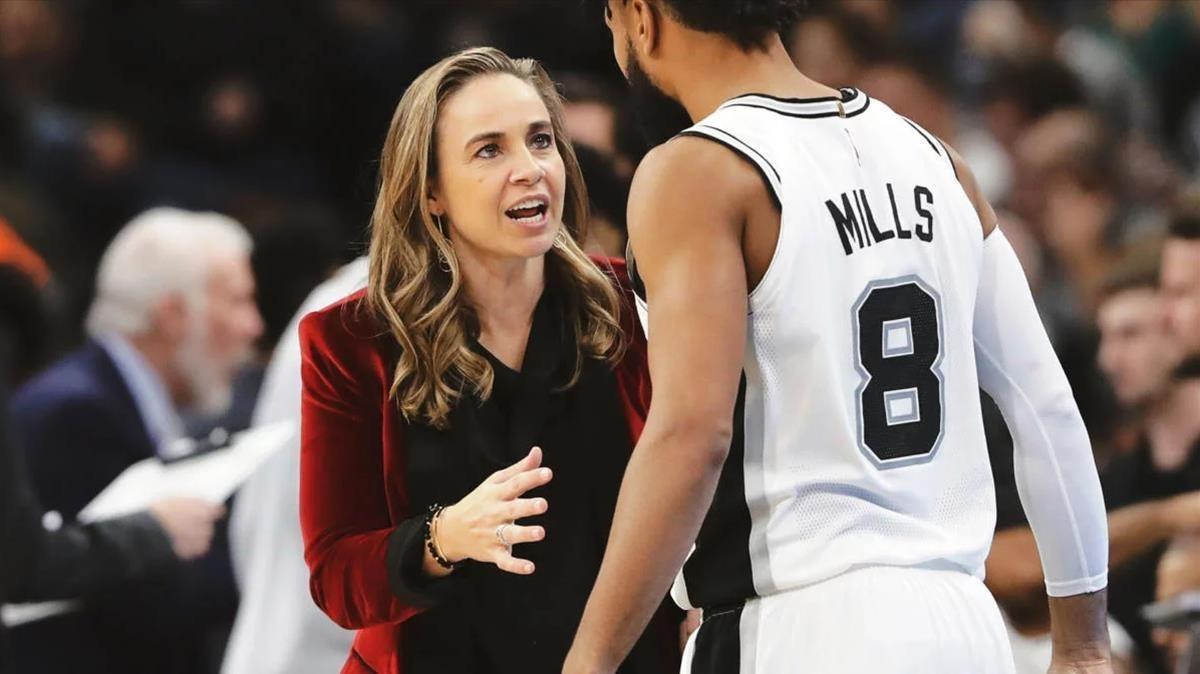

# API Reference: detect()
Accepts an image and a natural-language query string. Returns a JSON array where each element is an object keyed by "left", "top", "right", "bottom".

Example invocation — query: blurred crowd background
[{"left": 2, "top": 1, "right": 1200, "bottom": 673}]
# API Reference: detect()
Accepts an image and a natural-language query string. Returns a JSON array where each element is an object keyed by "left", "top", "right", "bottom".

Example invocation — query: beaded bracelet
[{"left": 423, "top": 503, "right": 458, "bottom": 570}]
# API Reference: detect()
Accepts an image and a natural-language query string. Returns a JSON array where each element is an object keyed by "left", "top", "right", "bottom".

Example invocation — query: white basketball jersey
[{"left": 631, "top": 88, "right": 997, "bottom": 610}]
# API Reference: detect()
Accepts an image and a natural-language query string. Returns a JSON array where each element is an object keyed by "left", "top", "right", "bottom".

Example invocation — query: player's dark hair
[{"left": 595, "top": 0, "right": 809, "bottom": 51}]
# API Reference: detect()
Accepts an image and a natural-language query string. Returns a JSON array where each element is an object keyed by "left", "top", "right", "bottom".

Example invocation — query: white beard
[{"left": 175, "top": 319, "right": 235, "bottom": 417}]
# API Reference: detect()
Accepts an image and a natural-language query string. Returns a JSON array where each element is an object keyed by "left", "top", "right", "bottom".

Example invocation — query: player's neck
[{"left": 670, "top": 37, "right": 839, "bottom": 122}]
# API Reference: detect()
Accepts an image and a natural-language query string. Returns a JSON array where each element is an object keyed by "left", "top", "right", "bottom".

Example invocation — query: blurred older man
[{"left": 8, "top": 207, "right": 263, "bottom": 674}]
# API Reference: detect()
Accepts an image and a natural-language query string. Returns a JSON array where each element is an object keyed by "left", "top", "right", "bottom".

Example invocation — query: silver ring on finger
[{"left": 495, "top": 523, "right": 513, "bottom": 548}]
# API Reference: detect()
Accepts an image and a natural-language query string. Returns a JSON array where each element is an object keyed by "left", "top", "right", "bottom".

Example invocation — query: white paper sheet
[{"left": 79, "top": 421, "right": 296, "bottom": 522}]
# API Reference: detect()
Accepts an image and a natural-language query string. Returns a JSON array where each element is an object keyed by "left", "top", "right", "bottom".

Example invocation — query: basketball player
[{"left": 563, "top": 2, "right": 1112, "bottom": 673}]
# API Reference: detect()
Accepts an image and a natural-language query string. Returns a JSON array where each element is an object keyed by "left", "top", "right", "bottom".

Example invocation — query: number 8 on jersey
[{"left": 852, "top": 275, "right": 945, "bottom": 467}]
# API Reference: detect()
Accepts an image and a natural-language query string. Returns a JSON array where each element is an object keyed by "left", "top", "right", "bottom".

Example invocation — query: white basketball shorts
[{"left": 680, "top": 565, "right": 1016, "bottom": 673}]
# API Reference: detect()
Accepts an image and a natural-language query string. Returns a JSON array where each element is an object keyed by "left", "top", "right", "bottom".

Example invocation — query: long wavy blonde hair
[{"left": 366, "top": 47, "right": 625, "bottom": 429}]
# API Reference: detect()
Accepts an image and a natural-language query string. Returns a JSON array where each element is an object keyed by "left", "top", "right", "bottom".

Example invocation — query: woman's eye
[
  {"left": 476, "top": 143, "right": 500, "bottom": 159},
  {"left": 531, "top": 133, "right": 553, "bottom": 150}
]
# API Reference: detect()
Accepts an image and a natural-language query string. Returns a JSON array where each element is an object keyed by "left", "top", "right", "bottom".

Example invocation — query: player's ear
[{"left": 629, "top": 0, "right": 660, "bottom": 56}]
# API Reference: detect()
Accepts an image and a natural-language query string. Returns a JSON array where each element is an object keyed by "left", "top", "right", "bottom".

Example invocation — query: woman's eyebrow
[{"left": 464, "top": 130, "right": 504, "bottom": 149}]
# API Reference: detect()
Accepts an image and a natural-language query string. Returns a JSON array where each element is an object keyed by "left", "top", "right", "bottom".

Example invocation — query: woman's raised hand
[{"left": 437, "top": 446, "right": 552, "bottom": 574}]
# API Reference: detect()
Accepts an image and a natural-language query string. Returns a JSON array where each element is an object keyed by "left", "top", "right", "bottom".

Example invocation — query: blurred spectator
[
  {"left": 978, "top": 57, "right": 1088, "bottom": 156},
  {"left": 1095, "top": 245, "right": 1183, "bottom": 454},
  {"left": 960, "top": 0, "right": 1054, "bottom": 66},
  {"left": 1152, "top": 534, "right": 1200, "bottom": 667},
  {"left": 1003, "top": 107, "right": 1123, "bottom": 447},
  {"left": 221, "top": 257, "right": 366, "bottom": 674},
  {"left": 839, "top": 0, "right": 892, "bottom": 34},
  {"left": 560, "top": 71, "right": 645, "bottom": 176},
  {"left": 0, "top": 388, "right": 223, "bottom": 674},
  {"left": 1012, "top": 108, "right": 1122, "bottom": 313},
  {"left": 6, "top": 208, "right": 262, "bottom": 674},
  {"left": 1100, "top": 361, "right": 1200, "bottom": 674},
  {"left": 962, "top": 0, "right": 1154, "bottom": 138},
  {"left": 1091, "top": 0, "right": 1200, "bottom": 159},
  {"left": 857, "top": 54, "right": 1013, "bottom": 205},
  {"left": 0, "top": 246, "right": 223, "bottom": 674},
  {"left": 0, "top": 0, "right": 72, "bottom": 103},
  {"left": 859, "top": 56, "right": 955, "bottom": 146},
  {"left": 560, "top": 73, "right": 622, "bottom": 159},
  {"left": 1161, "top": 193, "right": 1200, "bottom": 362},
  {"left": 786, "top": 4, "right": 891, "bottom": 96},
  {"left": 1058, "top": 9, "right": 1157, "bottom": 141}
]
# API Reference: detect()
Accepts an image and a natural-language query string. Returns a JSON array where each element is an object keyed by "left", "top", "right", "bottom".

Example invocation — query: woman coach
[{"left": 296, "top": 47, "right": 679, "bottom": 674}]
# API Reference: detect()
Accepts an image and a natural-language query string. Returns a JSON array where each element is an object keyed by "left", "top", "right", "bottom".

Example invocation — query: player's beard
[{"left": 625, "top": 41, "right": 694, "bottom": 148}]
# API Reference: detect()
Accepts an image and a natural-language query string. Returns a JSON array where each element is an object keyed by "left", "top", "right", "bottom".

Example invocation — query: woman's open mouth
[{"left": 505, "top": 197, "right": 550, "bottom": 227}]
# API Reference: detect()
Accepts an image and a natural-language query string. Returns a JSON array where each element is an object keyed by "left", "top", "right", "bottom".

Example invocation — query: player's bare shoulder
[
  {"left": 627, "top": 135, "right": 769, "bottom": 242},
  {"left": 939, "top": 140, "right": 998, "bottom": 238}
]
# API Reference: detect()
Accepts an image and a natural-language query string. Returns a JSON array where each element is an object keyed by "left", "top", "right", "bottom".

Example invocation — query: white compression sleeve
[{"left": 974, "top": 229, "right": 1109, "bottom": 597}]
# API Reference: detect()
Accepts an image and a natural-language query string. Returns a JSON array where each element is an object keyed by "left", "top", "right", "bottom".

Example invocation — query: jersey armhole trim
[
  {"left": 902, "top": 117, "right": 942, "bottom": 157},
  {"left": 933, "top": 136, "right": 960, "bottom": 181},
  {"left": 678, "top": 126, "right": 783, "bottom": 211},
  {"left": 900, "top": 116, "right": 957, "bottom": 178},
  {"left": 675, "top": 126, "right": 785, "bottom": 311}
]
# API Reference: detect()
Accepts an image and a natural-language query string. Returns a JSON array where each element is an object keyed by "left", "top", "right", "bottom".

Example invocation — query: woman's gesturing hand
[{"left": 437, "top": 446, "right": 552, "bottom": 574}]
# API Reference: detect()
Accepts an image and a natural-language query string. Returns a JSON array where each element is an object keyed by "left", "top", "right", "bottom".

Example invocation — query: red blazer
[{"left": 298, "top": 258, "right": 651, "bottom": 674}]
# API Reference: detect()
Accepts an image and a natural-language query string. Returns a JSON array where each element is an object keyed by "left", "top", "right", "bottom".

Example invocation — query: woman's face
[{"left": 430, "top": 73, "right": 567, "bottom": 264}]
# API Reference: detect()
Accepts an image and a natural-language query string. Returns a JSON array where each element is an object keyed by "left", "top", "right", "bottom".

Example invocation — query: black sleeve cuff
[
  {"left": 385, "top": 515, "right": 463, "bottom": 608},
  {"left": 10, "top": 510, "right": 178, "bottom": 602},
  {"left": 101, "top": 510, "right": 179, "bottom": 571}
]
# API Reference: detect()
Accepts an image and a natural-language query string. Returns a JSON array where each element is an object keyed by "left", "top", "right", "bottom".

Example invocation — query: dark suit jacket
[
  {"left": 8, "top": 341, "right": 238, "bottom": 674},
  {"left": 0, "top": 381, "right": 178, "bottom": 673},
  {"left": 298, "top": 258, "right": 679, "bottom": 674}
]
